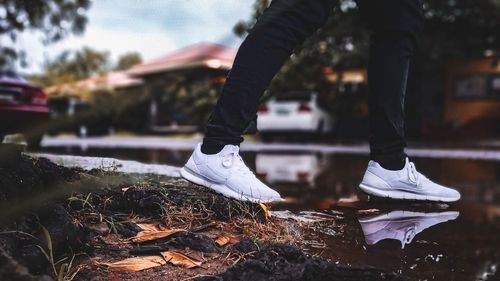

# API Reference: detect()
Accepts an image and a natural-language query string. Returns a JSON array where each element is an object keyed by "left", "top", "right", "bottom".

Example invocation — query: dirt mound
[
  {"left": 0, "top": 153, "right": 91, "bottom": 279},
  {"left": 0, "top": 153, "right": 85, "bottom": 221},
  {"left": 0, "top": 204, "right": 90, "bottom": 276},
  {"left": 200, "top": 243, "right": 412, "bottom": 281},
  {"left": 68, "top": 182, "right": 267, "bottom": 221},
  {"left": 0, "top": 154, "right": 268, "bottom": 280}
]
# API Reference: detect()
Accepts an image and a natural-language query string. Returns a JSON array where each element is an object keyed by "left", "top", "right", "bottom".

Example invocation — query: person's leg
[
  {"left": 358, "top": 0, "right": 461, "bottom": 202},
  {"left": 202, "top": 0, "right": 336, "bottom": 154},
  {"left": 183, "top": 0, "right": 336, "bottom": 202},
  {"left": 357, "top": 0, "right": 423, "bottom": 170}
]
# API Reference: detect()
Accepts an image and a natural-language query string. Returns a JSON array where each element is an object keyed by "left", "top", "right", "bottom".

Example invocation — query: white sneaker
[
  {"left": 359, "top": 158, "right": 461, "bottom": 202},
  {"left": 180, "top": 143, "right": 283, "bottom": 203},
  {"left": 359, "top": 210, "right": 459, "bottom": 248}
]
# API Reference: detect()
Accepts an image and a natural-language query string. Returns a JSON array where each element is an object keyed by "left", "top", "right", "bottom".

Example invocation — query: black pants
[{"left": 203, "top": 0, "right": 424, "bottom": 170}]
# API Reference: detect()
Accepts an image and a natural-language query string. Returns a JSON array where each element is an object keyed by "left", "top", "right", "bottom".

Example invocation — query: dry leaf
[
  {"left": 215, "top": 236, "right": 230, "bottom": 247},
  {"left": 215, "top": 235, "right": 241, "bottom": 246},
  {"left": 259, "top": 203, "right": 272, "bottom": 219},
  {"left": 229, "top": 236, "right": 241, "bottom": 244},
  {"left": 161, "top": 251, "right": 202, "bottom": 268},
  {"left": 137, "top": 223, "right": 161, "bottom": 232},
  {"left": 104, "top": 256, "right": 166, "bottom": 271},
  {"left": 131, "top": 229, "right": 184, "bottom": 243}
]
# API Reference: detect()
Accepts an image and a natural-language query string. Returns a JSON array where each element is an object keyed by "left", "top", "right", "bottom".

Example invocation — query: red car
[{"left": 0, "top": 69, "right": 49, "bottom": 148}]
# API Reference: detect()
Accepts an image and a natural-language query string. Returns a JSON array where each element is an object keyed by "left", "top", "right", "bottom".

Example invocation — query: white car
[
  {"left": 255, "top": 153, "right": 321, "bottom": 185},
  {"left": 256, "top": 92, "right": 333, "bottom": 139}
]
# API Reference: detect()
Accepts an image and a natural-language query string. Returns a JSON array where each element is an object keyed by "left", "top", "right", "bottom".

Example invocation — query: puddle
[{"left": 42, "top": 145, "right": 500, "bottom": 280}]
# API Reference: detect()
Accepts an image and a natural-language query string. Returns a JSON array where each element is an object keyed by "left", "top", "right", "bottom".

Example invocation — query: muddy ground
[{"left": 0, "top": 148, "right": 413, "bottom": 281}]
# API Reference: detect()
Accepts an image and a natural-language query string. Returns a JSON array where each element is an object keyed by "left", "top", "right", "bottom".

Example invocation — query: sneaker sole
[
  {"left": 358, "top": 183, "right": 460, "bottom": 203},
  {"left": 358, "top": 210, "right": 460, "bottom": 223},
  {"left": 180, "top": 167, "right": 280, "bottom": 204}
]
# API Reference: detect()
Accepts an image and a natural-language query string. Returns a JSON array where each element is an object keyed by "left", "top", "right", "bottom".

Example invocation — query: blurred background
[
  {"left": 1, "top": 0, "right": 499, "bottom": 145},
  {"left": 1, "top": 1, "right": 500, "bottom": 279}
]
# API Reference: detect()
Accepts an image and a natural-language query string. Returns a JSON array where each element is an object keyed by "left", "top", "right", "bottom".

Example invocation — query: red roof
[
  {"left": 45, "top": 71, "right": 143, "bottom": 96},
  {"left": 128, "top": 42, "right": 237, "bottom": 76}
]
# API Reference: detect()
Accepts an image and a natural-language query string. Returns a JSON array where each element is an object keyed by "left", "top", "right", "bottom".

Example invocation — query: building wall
[{"left": 444, "top": 58, "right": 500, "bottom": 132}]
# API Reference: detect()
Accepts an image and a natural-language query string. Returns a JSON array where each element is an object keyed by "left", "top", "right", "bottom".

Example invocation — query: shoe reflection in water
[{"left": 358, "top": 211, "right": 459, "bottom": 249}]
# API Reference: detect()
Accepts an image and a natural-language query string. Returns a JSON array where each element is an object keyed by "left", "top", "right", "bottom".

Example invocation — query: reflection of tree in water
[{"left": 308, "top": 154, "right": 368, "bottom": 208}]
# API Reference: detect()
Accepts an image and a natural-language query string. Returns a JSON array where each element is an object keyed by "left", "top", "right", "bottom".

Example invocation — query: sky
[{"left": 15, "top": 0, "right": 254, "bottom": 74}]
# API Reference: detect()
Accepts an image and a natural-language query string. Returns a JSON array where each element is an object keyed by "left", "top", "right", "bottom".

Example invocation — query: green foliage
[
  {"left": 30, "top": 47, "right": 111, "bottom": 88},
  {"left": 233, "top": 0, "right": 271, "bottom": 37},
  {"left": 0, "top": 0, "right": 91, "bottom": 67},
  {"left": 36, "top": 224, "right": 84, "bottom": 280},
  {"left": 144, "top": 74, "right": 221, "bottom": 129},
  {"left": 177, "top": 79, "right": 221, "bottom": 127},
  {"left": 115, "top": 52, "right": 143, "bottom": 71},
  {"left": 421, "top": 0, "right": 500, "bottom": 60}
]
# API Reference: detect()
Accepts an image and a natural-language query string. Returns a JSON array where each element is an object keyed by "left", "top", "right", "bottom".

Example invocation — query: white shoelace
[
  {"left": 407, "top": 162, "right": 420, "bottom": 185},
  {"left": 222, "top": 151, "right": 255, "bottom": 176}
]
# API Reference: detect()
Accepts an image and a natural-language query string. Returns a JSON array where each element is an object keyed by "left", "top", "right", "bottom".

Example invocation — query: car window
[{"left": 275, "top": 92, "right": 312, "bottom": 102}]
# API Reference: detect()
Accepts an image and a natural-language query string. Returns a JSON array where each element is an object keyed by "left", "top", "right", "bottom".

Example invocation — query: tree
[
  {"left": 115, "top": 52, "right": 143, "bottom": 71},
  {"left": 0, "top": 0, "right": 91, "bottom": 67},
  {"left": 233, "top": 0, "right": 271, "bottom": 37},
  {"left": 31, "top": 47, "right": 110, "bottom": 87},
  {"left": 236, "top": 0, "right": 500, "bottom": 85}
]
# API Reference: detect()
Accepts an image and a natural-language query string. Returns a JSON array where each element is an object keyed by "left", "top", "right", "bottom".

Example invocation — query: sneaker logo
[
  {"left": 391, "top": 180, "right": 422, "bottom": 193},
  {"left": 205, "top": 164, "right": 231, "bottom": 181}
]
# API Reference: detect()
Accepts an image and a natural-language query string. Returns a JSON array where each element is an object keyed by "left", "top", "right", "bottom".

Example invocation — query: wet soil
[
  {"left": 0, "top": 150, "right": 414, "bottom": 281},
  {"left": 199, "top": 243, "right": 411, "bottom": 281}
]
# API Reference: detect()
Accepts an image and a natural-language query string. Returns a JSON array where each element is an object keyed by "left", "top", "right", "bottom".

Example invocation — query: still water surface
[{"left": 44, "top": 145, "right": 500, "bottom": 281}]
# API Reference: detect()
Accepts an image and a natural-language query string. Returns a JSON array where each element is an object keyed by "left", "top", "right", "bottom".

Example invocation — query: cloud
[
  {"left": 52, "top": 27, "right": 177, "bottom": 62},
  {"left": 17, "top": 27, "right": 177, "bottom": 73},
  {"left": 14, "top": 1, "right": 253, "bottom": 73},
  {"left": 85, "top": 0, "right": 253, "bottom": 47}
]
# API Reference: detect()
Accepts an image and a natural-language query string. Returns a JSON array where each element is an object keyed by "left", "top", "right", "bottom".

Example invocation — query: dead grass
[{"left": 45, "top": 176, "right": 305, "bottom": 280}]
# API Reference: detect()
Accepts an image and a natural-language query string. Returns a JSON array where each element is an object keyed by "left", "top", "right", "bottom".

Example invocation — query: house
[
  {"left": 127, "top": 42, "right": 237, "bottom": 132},
  {"left": 44, "top": 42, "right": 237, "bottom": 134},
  {"left": 45, "top": 70, "right": 143, "bottom": 101},
  {"left": 44, "top": 71, "right": 144, "bottom": 135},
  {"left": 322, "top": 58, "right": 500, "bottom": 140},
  {"left": 443, "top": 57, "right": 500, "bottom": 138}
]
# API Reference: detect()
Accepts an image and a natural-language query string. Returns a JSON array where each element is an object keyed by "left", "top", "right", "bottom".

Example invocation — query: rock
[
  {"left": 0, "top": 144, "right": 23, "bottom": 168},
  {"left": 169, "top": 232, "right": 220, "bottom": 253},
  {"left": 231, "top": 238, "right": 260, "bottom": 253},
  {"left": 114, "top": 222, "right": 142, "bottom": 238}
]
